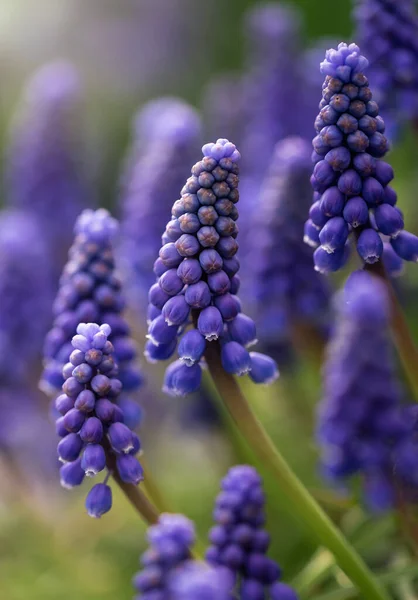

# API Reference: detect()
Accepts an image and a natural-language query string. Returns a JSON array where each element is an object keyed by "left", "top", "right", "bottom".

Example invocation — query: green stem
[
  {"left": 141, "top": 456, "right": 172, "bottom": 514},
  {"left": 292, "top": 548, "right": 335, "bottom": 597},
  {"left": 311, "top": 564, "right": 418, "bottom": 600},
  {"left": 364, "top": 259, "right": 418, "bottom": 402},
  {"left": 204, "top": 341, "right": 390, "bottom": 600}
]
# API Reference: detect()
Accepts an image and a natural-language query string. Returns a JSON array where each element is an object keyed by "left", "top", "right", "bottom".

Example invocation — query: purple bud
[
  {"left": 216, "top": 236, "right": 238, "bottom": 258},
  {"left": 347, "top": 130, "right": 369, "bottom": 152},
  {"left": 325, "top": 147, "right": 351, "bottom": 172},
  {"left": 362, "top": 177, "right": 385, "bottom": 206},
  {"left": 175, "top": 233, "right": 201, "bottom": 257},
  {"left": 383, "top": 186, "right": 397, "bottom": 206},
  {"left": 270, "top": 582, "right": 299, "bottom": 600},
  {"left": 108, "top": 377, "right": 123, "bottom": 398},
  {"left": 197, "top": 226, "right": 220, "bottom": 248},
  {"left": 221, "top": 342, "right": 251, "bottom": 376},
  {"left": 178, "top": 330, "right": 206, "bottom": 366},
  {"left": 222, "top": 257, "right": 240, "bottom": 278},
  {"left": 85, "top": 483, "right": 112, "bottom": 518},
  {"left": 159, "top": 243, "right": 183, "bottom": 268},
  {"left": 148, "top": 315, "right": 178, "bottom": 346},
  {"left": 159, "top": 269, "right": 184, "bottom": 296},
  {"left": 153, "top": 257, "right": 168, "bottom": 278},
  {"left": 108, "top": 422, "right": 135, "bottom": 454},
  {"left": 179, "top": 212, "right": 200, "bottom": 233},
  {"left": 320, "top": 187, "right": 345, "bottom": 217},
  {"left": 343, "top": 196, "right": 369, "bottom": 228},
  {"left": 95, "top": 399, "right": 116, "bottom": 422},
  {"left": 314, "top": 245, "right": 349, "bottom": 273},
  {"left": 62, "top": 376, "right": 84, "bottom": 398},
  {"left": 63, "top": 362, "right": 74, "bottom": 380},
  {"left": 63, "top": 408, "right": 86, "bottom": 433},
  {"left": 228, "top": 314, "right": 257, "bottom": 348},
  {"left": 383, "top": 242, "right": 404, "bottom": 277},
  {"left": 81, "top": 443, "right": 106, "bottom": 476},
  {"left": 249, "top": 353, "right": 279, "bottom": 385},
  {"left": 56, "top": 416, "right": 69, "bottom": 437},
  {"left": 197, "top": 306, "right": 224, "bottom": 341},
  {"left": 391, "top": 231, "right": 418, "bottom": 262},
  {"left": 214, "top": 294, "right": 240, "bottom": 321},
  {"left": 72, "top": 363, "right": 93, "bottom": 384},
  {"left": 207, "top": 270, "right": 231, "bottom": 295},
  {"left": 374, "top": 161, "right": 394, "bottom": 187},
  {"left": 368, "top": 132, "right": 389, "bottom": 158},
  {"left": 177, "top": 258, "right": 203, "bottom": 284},
  {"left": 84, "top": 348, "right": 103, "bottom": 366},
  {"left": 79, "top": 416, "right": 103, "bottom": 443},
  {"left": 320, "top": 125, "right": 343, "bottom": 147},
  {"left": 145, "top": 338, "right": 177, "bottom": 363},
  {"left": 163, "top": 360, "right": 202, "bottom": 396},
  {"left": 162, "top": 295, "right": 190, "bottom": 326},
  {"left": 356, "top": 228, "right": 383, "bottom": 263},
  {"left": 55, "top": 393, "right": 74, "bottom": 415},
  {"left": 69, "top": 349, "right": 85, "bottom": 366},
  {"left": 374, "top": 204, "right": 404, "bottom": 238},
  {"left": 60, "top": 458, "right": 85, "bottom": 489},
  {"left": 116, "top": 454, "right": 144, "bottom": 484},
  {"left": 185, "top": 281, "right": 211, "bottom": 308},
  {"left": 353, "top": 153, "right": 375, "bottom": 176},
  {"left": 72, "top": 334, "right": 90, "bottom": 352},
  {"left": 198, "top": 205, "right": 218, "bottom": 226},
  {"left": 319, "top": 217, "right": 349, "bottom": 253},
  {"left": 149, "top": 283, "right": 171, "bottom": 310},
  {"left": 91, "top": 374, "right": 111, "bottom": 396},
  {"left": 303, "top": 220, "right": 320, "bottom": 248},
  {"left": 336, "top": 113, "right": 358, "bottom": 134},
  {"left": 199, "top": 248, "right": 223, "bottom": 273},
  {"left": 57, "top": 432, "right": 83, "bottom": 462},
  {"left": 337, "top": 169, "right": 362, "bottom": 196},
  {"left": 313, "top": 160, "right": 336, "bottom": 188}
]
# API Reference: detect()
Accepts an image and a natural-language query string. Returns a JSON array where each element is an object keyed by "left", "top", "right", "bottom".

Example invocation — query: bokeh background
[{"left": 1, "top": 1, "right": 418, "bottom": 599}]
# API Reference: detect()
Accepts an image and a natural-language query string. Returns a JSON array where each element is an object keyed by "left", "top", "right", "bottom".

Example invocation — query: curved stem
[
  {"left": 204, "top": 341, "right": 390, "bottom": 600},
  {"left": 104, "top": 444, "right": 160, "bottom": 525},
  {"left": 141, "top": 456, "right": 172, "bottom": 514}
]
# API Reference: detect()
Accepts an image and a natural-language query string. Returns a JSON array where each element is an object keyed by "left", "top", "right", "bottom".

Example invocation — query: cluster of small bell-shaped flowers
[
  {"left": 317, "top": 272, "right": 418, "bottom": 511},
  {"left": 304, "top": 42, "right": 418, "bottom": 274},
  {"left": 206, "top": 465, "right": 299, "bottom": 600},
  {"left": 132, "top": 513, "right": 196, "bottom": 599},
  {"left": 251, "top": 137, "right": 331, "bottom": 353},
  {"left": 145, "top": 139, "right": 279, "bottom": 396},
  {"left": 354, "top": 0, "right": 418, "bottom": 135},
  {"left": 168, "top": 560, "right": 234, "bottom": 600},
  {"left": 5, "top": 61, "right": 92, "bottom": 270},
  {"left": 56, "top": 323, "right": 143, "bottom": 518},
  {"left": 41, "top": 208, "right": 143, "bottom": 432},
  {"left": 119, "top": 97, "right": 202, "bottom": 310},
  {"left": 0, "top": 209, "right": 53, "bottom": 384}
]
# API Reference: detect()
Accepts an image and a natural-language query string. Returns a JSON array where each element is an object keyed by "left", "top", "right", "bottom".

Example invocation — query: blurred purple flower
[
  {"left": 318, "top": 271, "right": 418, "bottom": 511},
  {"left": 168, "top": 560, "right": 233, "bottom": 600}
]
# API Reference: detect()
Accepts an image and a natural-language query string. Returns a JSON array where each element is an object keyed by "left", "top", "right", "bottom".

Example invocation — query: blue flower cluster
[
  {"left": 120, "top": 97, "right": 201, "bottom": 310},
  {"left": 0, "top": 209, "right": 53, "bottom": 383},
  {"left": 168, "top": 561, "right": 233, "bottom": 600},
  {"left": 354, "top": 0, "right": 418, "bottom": 134},
  {"left": 206, "top": 465, "right": 298, "bottom": 599},
  {"left": 133, "top": 513, "right": 196, "bottom": 599},
  {"left": 41, "top": 209, "right": 142, "bottom": 430},
  {"left": 146, "top": 139, "right": 278, "bottom": 396},
  {"left": 251, "top": 136, "right": 330, "bottom": 350},
  {"left": 6, "top": 61, "right": 91, "bottom": 270},
  {"left": 318, "top": 272, "right": 418, "bottom": 511},
  {"left": 56, "top": 323, "right": 143, "bottom": 518},
  {"left": 305, "top": 42, "right": 418, "bottom": 273}
]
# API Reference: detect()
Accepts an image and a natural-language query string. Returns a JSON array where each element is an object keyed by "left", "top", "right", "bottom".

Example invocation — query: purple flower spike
[
  {"left": 41, "top": 208, "right": 143, "bottom": 432},
  {"left": 318, "top": 272, "right": 418, "bottom": 510},
  {"left": 168, "top": 561, "right": 233, "bottom": 600},
  {"left": 146, "top": 139, "right": 278, "bottom": 395},
  {"left": 207, "top": 465, "right": 298, "bottom": 598},
  {"left": 6, "top": 61, "right": 92, "bottom": 271},
  {"left": 133, "top": 513, "right": 196, "bottom": 597},
  {"left": 306, "top": 42, "right": 417, "bottom": 272},
  {"left": 119, "top": 98, "right": 201, "bottom": 312},
  {"left": 53, "top": 322, "right": 143, "bottom": 517}
]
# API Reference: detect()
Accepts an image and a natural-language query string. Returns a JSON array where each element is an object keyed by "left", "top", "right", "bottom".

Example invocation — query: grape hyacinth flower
[
  {"left": 145, "top": 139, "right": 278, "bottom": 396},
  {"left": 168, "top": 561, "right": 233, "bottom": 600},
  {"left": 6, "top": 61, "right": 91, "bottom": 268},
  {"left": 41, "top": 209, "right": 143, "bottom": 431},
  {"left": 55, "top": 323, "right": 143, "bottom": 518},
  {"left": 251, "top": 137, "right": 330, "bottom": 354},
  {"left": 0, "top": 209, "right": 53, "bottom": 384},
  {"left": 318, "top": 272, "right": 418, "bottom": 511},
  {"left": 133, "top": 513, "right": 195, "bottom": 598},
  {"left": 119, "top": 97, "right": 201, "bottom": 310},
  {"left": 354, "top": 0, "right": 418, "bottom": 135},
  {"left": 206, "top": 465, "right": 298, "bottom": 599},
  {"left": 305, "top": 42, "right": 418, "bottom": 273}
]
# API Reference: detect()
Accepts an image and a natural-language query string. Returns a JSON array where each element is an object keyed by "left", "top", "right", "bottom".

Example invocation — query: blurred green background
[{"left": 1, "top": 1, "right": 417, "bottom": 599}]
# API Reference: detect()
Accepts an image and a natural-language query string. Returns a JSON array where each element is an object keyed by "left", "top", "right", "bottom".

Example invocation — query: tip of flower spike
[
  {"left": 74, "top": 209, "right": 119, "bottom": 244},
  {"left": 202, "top": 139, "right": 241, "bottom": 162},
  {"left": 343, "top": 270, "right": 389, "bottom": 325},
  {"left": 320, "top": 42, "right": 369, "bottom": 79},
  {"left": 135, "top": 97, "right": 201, "bottom": 143},
  {"left": 25, "top": 60, "right": 82, "bottom": 108},
  {"left": 245, "top": 2, "right": 301, "bottom": 41},
  {"left": 148, "top": 513, "right": 196, "bottom": 548}
]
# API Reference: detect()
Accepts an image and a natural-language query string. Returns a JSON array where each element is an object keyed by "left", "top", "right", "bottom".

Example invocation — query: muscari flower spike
[
  {"left": 6, "top": 61, "right": 91, "bottom": 268},
  {"left": 41, "top": 208, "right": 143, "bottom": 430},
  {"left": 251, "top": 136, "right": 330, "bottom": 353},
  {"left": 55, "top": 323, "right": 143, "bottom": 518},
  {"left": 206, "top": 465, "right": 299, "bottom": 599},
  {"left": 145, "top": 139, "right": 279, "bottom": 396},
  {"left": 354, "top": 0, "right": 418, "bottom": 135},
  {"left": 305, "top": 42, "right": 418, "bottom": 273},
  {"left": 119, "top": 97, "right": 201, "bottom": 310},
  {"left": 0, "top": 209, "right": 53, "bottom": 384},
  {"left": 132, "top": 513, "right": 196, "bottom": 599},
  {"left": 168, "top": 560, "right": 233, "bottom": 600},
  {"left": 318, "top": 271, "right": 418, "bottom": 511}
]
